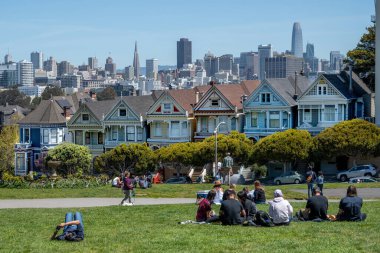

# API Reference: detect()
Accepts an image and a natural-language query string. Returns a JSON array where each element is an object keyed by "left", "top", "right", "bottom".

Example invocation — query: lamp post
[{"left": 214, "top": 121, "right": 226, "bottom": 178}]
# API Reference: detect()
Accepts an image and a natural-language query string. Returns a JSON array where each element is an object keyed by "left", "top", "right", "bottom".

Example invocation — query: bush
[{"left": 251, "top": 163, "right": 267, "bottom": 178}]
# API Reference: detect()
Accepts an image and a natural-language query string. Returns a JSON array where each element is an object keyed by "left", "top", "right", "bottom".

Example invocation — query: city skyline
[{"left": 0, "top": 0, "right": 374, "bottom": 66}]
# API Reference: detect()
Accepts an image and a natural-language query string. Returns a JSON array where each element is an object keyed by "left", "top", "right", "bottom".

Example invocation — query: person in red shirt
[{"left": 196, "top": 190, "right": 218, "bottom": 222}]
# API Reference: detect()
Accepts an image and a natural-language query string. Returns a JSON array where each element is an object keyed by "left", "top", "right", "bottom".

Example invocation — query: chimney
[
  {"left": 63, "top": 106, "right": 71, "bottom": 119},
  {"left": 209, "top": 81, "right": 215, "bottom": 86},
  {"left": 294, "top": 71, "right": 299, "bottom": 99},
  {"left": 195, "top": 92, "right": 200, "bottom": 103},
  {"left": 240, "top": 94, "right": 248, "bottom": 104},
  {"left": 349, "top": 64, "right": 353, "bottom": 95}
]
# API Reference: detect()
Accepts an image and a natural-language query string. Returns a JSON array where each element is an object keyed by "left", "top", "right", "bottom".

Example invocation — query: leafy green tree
[
  {"left": 346, "top": 25, "right": 375, "bottom": 91},
  {"left": 41, "top": 86, "right": 64, "bottom": 100},
  {"left": 30, "top": 97, "right": 42, "bottom": 110},
  {"left": 0, "top": 124, "right": 19, "bottom": 178},
  {"left": 45, "top": 143, "right": 92, "bottom": 176},
  {"left": 252, "top": 129, "right": 313, "bottom": 170},
  {"left": 313, "top": 119, "right": 380, "bottom": 162},
  {"left": 94, "top": 143, "right": 156, "bottom": 176},
  {"left": 201, "top": 131, "right": 254, "bottom": 166},
  {"left": 96, "top": 87, "right": 117, "bottom": 101},
  {"left": 0, "top": 87, "right": 31, "bottom": 108}
]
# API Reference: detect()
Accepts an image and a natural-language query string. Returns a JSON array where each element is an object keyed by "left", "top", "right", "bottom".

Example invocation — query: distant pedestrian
[
  {"left": 121, "top": 172, "right": 134, "bottom": 205},
  {"left": 306, "top": 165, "right": 317, "bottom": 198},
  {"left": 316, "top": 171, "right": 324, "bottom": 195}
]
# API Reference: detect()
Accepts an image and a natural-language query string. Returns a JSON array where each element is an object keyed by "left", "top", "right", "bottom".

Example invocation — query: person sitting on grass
[
  {"left": 196, "top": 190, "right": 219, "bottom": 223},
  {"left": 112, "top": 175, "right": 122, "bottom": 188},
  {"left": 253, "top": 180, "right": 266, "bottom": 204},
  {"left": 305, "top": 187, "right": 329, "bottom": 221},
  {"left": 212, "top": 180, "right": 224, "bottom": 205},
  {"left": 268, "top": 189, "right": 293, "bottom": 226},
  {"left": 237, "top": 190, "right": 257, "bottom": 226},
  {"left": 336, "top": 185, "right": 367, "bottom": 222},
  {"left": 52, "top": 212, "right": 84, "bottom": 241},
  {"left": 223, "top": 184, "right": 236, "bottom": 201},
  {"left": 219, "top": 190, "right": 246, "bottom": 225}
]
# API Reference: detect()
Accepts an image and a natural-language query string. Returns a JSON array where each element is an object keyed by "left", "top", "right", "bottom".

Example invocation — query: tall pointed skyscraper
[
  {"left": 291, "top": 22, "right": 303, "bottom": 58},
  {"left": 133, "top": 41, "right": 140, "bottom": 79}
]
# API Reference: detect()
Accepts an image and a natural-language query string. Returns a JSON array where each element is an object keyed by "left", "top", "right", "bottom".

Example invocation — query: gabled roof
[
  {"left": 167, "top": 89, "right": 197, "bottom": 113},
  {"left": 323, "top": 71, "right": 372, "bottom": 99},
  {"left": 19, "top": 100, "right": 66, "bottom": 125},
  {"left": 123, "top": 95, "right": 155, "bottom": 118},
  {"left": 84, "top": 100, "right": 118, "bottom": 121},
  {"left": 0, "top": 105, "right": 29, "bottom": 125},
  {"left": 266, "top": 76, "right": 310, "bottom": 106},
  {"left": 216, "top": 81, "right": 260, "bottom": 110}
]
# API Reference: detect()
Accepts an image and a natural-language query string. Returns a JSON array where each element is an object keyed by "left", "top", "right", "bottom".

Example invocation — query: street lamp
[{"left": 214, "top": 121, "right": 226, "bottom": 178}]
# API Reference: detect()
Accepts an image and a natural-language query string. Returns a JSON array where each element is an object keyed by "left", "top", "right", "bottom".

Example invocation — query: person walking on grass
[
  {"left": 121, "top": 171, "right": 134, "bottom": 205},
  {"left": 316, "top": 171, "right": 324, "bottom": 195},
  {"left": 306, "top": 165, "right": 317, "bottom": 198}
]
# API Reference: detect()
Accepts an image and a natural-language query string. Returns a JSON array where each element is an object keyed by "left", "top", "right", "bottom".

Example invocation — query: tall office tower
[
  {"left": 330, "top": 51, "right": 344, "bottom": 72},
  {"left": 177, "top": 38, "right": 192, "bottom": 69},
  {"left": 133, "top": 41, "right": 140, "bottom": 79},
  {"left": 291, "top": 22, "right": 303, "bottom": 58},
  {"left": 204, "top": 52, "right": 219, "bottom": 77},
  {"left": 195, "top": 59, "right": 204, "bottom": 68},
  {"left": 0, "top": 63, "right": 17, "bottom": 87},
  {"left": 105, "top": 57, "right": 116, "bottom": 76},
  {"left": 58, "top": 61, "right": 73, "bottom": 76},
  {"left": 30, "top": 51, "right": 44, "bottom": 70},
  {"left": 219, "top": 54, "right": 233, "bottom": 73},
  {"left": 320, "top": 59, "right": 330, "bottom": 72},
  {"left": 305, "top": 43, "right": 314, "bottom": 58},
  {"left": 124, "top": 65, "right": 134, "bottom": 80},
  {"left": 88, "top": 57, "right": 98, "bottom": 70},
  {"left": 43, "top": 56, "right": 57, "bottom": 77},
  {"left": 146, "top": 58, "right": 158, "bottom": 79},
  {"left": 258, "top": 44, "right": 273, "bottom": 80},
  {"left": 239, "top": 52, "right": 259, "bottom": 80},
  {"left": 4, "top": 54, "right": 12, "bottom": 64},
  {"left": 17, "top": 60, "right": 34, "bottom": 86},
  {"left": 265, "top": 55, "right": 303, "bottom": 78}
]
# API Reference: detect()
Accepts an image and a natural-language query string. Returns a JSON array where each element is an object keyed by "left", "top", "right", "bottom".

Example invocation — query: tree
[
  {"left": 96, "top": 87, "right": 116, "bottom": 101},
  {"left": 41, "top": 86, "right": 64, "bottom": 100},
  {"left": 45, "top": 143, "right": 92, "bottom": 176},
  {"left": 0, "top": 87, "right": 31, "bottom": 108},
  {"left": 30, "top": 97, "right": 42, "bottom": 110},
  {"left": 252, "top": 129, "right": 314, "bottom": 170},
  {"left": 313, "top": 119, "right": 380, "bottom": 161},
  {"left": 0, "top": 124, "right": 19, "bottom": 178},
  {"left": 94, "top": 143, "right": 156, "bottom": 176},
  {"left": 346, "top": 25, "right": 375, "bottom": 91}
]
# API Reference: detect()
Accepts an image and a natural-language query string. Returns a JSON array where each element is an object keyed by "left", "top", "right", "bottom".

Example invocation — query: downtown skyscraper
[
  {"left": 291, "top": 22, "right": 303, "bottom": 58},
  {"left": 177, "top": 38, "right": 192, "bottom": 69},
  {"left": 133, "top": 41, "right": 140, "bottom": 79}
]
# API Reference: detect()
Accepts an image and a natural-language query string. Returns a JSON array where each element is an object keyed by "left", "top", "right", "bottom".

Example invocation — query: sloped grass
[
  {"left": 0, "top": 201, "right": 379, "bottom": 253},
  {"left": 1, "top": 182, "right": 380, "bottom": 199}
]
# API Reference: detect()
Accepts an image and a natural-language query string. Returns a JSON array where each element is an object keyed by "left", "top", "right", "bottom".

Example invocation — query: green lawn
[
  {"left": 1, "top": 182, "right": 380, "bottom": 200},
  {"left": 0, "top": 201, "right": 379, "bottom": 253}
]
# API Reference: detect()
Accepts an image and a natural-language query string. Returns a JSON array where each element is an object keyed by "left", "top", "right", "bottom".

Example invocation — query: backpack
[{"left": 255, "top": 210, "right": 274, "bottom": 227}]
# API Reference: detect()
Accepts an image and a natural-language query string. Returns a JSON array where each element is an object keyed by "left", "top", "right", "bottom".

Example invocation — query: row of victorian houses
[{"left": 14, "top": 70, "right": 374, "bottom": 176}]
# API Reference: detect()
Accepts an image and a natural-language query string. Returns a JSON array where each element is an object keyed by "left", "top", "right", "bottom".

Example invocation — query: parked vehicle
[
  {"left": 165, "top": 176, "right": 192, "bottom": 184},
  {"left": 273, "top": 171, "right": 304, "bottom": 185},
  {"left": 348, "top": 176, "right": 379, "bottom": 183},
  {"left": 337, "top": 164, "right": 378, "bottom": 182}
]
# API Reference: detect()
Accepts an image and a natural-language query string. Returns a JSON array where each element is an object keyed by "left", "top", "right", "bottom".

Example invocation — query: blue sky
[{"left": 0, "top": 0, "right": 375, "bottom": 67}]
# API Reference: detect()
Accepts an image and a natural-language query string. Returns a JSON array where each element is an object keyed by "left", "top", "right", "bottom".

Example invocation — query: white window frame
[
  {"left": 317, "top": 85, "right": 327, "bottom": 95},
  {"left": 82, "top": 114, "right": 89, "bottom": 121},
  {"left": 127, "top": 126, "right": 135, "bottom": 141},
  {"left": 119, "top": 109, "right": 127, "bottom": 117},
  {"left": 137, "top": 127, "right": 143, "bottom": 141},
  {"left": 51, "top": 129, "right": 57, "bottom": 144},
  {"left": 24, "top": 128, "right": 30, "bottom": 143},
  {"left": 162, "top": 103, "right": 171, "bottom": 114},
  {"left": 171, "top": 121, "right": 180, "bottom": 137},
  {"left": 154, "top": 123, "right": 162, "bottom": 137},
  {"left": 304, "top": 109, "right": 311, "bottom": 123},
  {"left": 251, "top": 112, "right": 258, "bottom": 127},
  {"left": 260, "top": 93, "right": 271, "bottom": 103},
  {"left": 324, "top": 105, "right": 335, "bottom": 122},
  {"left": 43, "top": 129, "right": 49, "bottom": 144},
  {"left": 269, "top": 111, "right": 280, "bottom": 128},
  {"left": 211, "top": 99, "right": 219, "bottom": 107}
]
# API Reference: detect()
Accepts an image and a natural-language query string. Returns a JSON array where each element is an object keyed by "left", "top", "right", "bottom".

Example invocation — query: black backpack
[{"left": 255, "top": 210, "right": 274, "bottom": 227}]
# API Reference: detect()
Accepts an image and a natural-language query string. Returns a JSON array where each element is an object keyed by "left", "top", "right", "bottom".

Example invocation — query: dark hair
[
  {"left": 318, "top": 171, "right": 323, "bottom": 176},
  {"left": 207, "top": 189, "right": 216, "bottom": 201},
  {"left": 242, "top": 187, "right": 249, "bottom": 193},
  {"left": 237, "top": 190, "right": 247, "bottom": 201},
  {"left": 312, "top": 186, "right": 321, "bottom": 194},
  {"left": 347, "top": 185, "right": 358, "bottom": 197},
  {"left": 224, "top": 189, "right": 235, "bottom": 199}
]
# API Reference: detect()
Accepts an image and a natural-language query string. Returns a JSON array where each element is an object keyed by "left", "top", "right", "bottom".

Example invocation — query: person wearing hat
[
  {"left": 305, "top": 186, "right": 329, "bottom": 221},
  {"left": 212, "top": 180, "right": 224, "bottom": 205},
  {"left": 268, "top": 189, "right": 293, "bottom": 226}
]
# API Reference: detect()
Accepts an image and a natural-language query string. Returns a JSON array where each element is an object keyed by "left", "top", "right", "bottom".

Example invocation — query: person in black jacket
[
  {"left": 237, "top": 190, "right": 257, "bottom": 226},
  {"left": 253, "top": 180, "right": 266, "bottom": 204}
]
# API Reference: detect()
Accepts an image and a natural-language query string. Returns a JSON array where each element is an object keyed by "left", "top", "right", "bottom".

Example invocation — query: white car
[
  {"left": 348, "top": 176, "right": 379, "bottom": 183},
  {"left": 337, "top": 165, "right": 378, "bottom": 182}
]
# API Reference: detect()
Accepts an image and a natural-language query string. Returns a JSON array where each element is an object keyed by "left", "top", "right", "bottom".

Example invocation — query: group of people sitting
[
  {"left": 195, "top": 181, "right": 367, "bottom": 226},
  {"left": 112, "top": 173, "right": 152, "bottom": 189}
]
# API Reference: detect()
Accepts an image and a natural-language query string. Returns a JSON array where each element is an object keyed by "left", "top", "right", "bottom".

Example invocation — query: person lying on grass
[{"left": 51, "top": 212, "right": 84, "bottom": 241}]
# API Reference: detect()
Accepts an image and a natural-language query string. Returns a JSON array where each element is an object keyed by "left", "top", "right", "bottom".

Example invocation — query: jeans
[
  {"left": 307, "top": 183, "right": 314, "bottom": 198},
  {"left": 121, "top": 189, "right": 133, "bottom": 204},
  {"left": 317, "top": 184, "right": 323, "bottom": 195},
  {"left": 64, "top": 212, "right": 83, "bottom": 232}
]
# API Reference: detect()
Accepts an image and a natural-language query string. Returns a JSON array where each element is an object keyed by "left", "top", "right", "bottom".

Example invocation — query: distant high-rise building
[
  {"left": 0, "top": 63, "right": 17, "bottom": 87},
  {"left": 58, "top": 61, "right": 73, "bottom": 77},
  {"left": 30, "top": 51, "right": 43, "bottom": 70},
  {"left": 60, "top": 74, "right": 81, "bottom": 88},
  {"left": 258, "top": 44, "right": 273, "bottom": 80},
  {"left": 177, "top": 38, "right": 192, "bottom": 69},
  {"left": 304, "top": 43, "right": 318, "bottom": 73},
  {"left": 105, "top": 57, "right": 116, "bottom": 76},
  {"left": 305, "top": 43, "right": 314, "bottom": 59},
  {"left": 330, "top": 51, "right": 344, "bottom": 72},
  {"left": 4, "top": 54, "right": 12, "bottom": 64},
  {"left": 265, "top": 55, "right": 303, "bottom": 78},
  {"left": 88, "top": 57, "right": 98, "bottom": 70},
  {"left": 219, "top": 54, "right": 233, "bottom": 73},
  {"left": 133, "top": 41, "right": 140, "bottom": 79},
  {"left": 239, "top": 52, "right": 259, "bottom": 80},
  {"left": 320, "top": 59, "right": 330, "bottom": 72},
  {"left": 146, "top": 58, "right": 158, "bottom": 79},
  {"left": 124, "top": 66, "right": 134, "bottom": 80},
  {"left": 204, "top": 52, "right": 219, "bottom": 77},
  {"left": 17, "top": 60, "right": 34, "bottom": 86},
  {"left": 291, "top": 22, "right": 303, "bottom": 58},
  {"left": 43, "top": 56, "right": 57, "bottom": 77}
]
